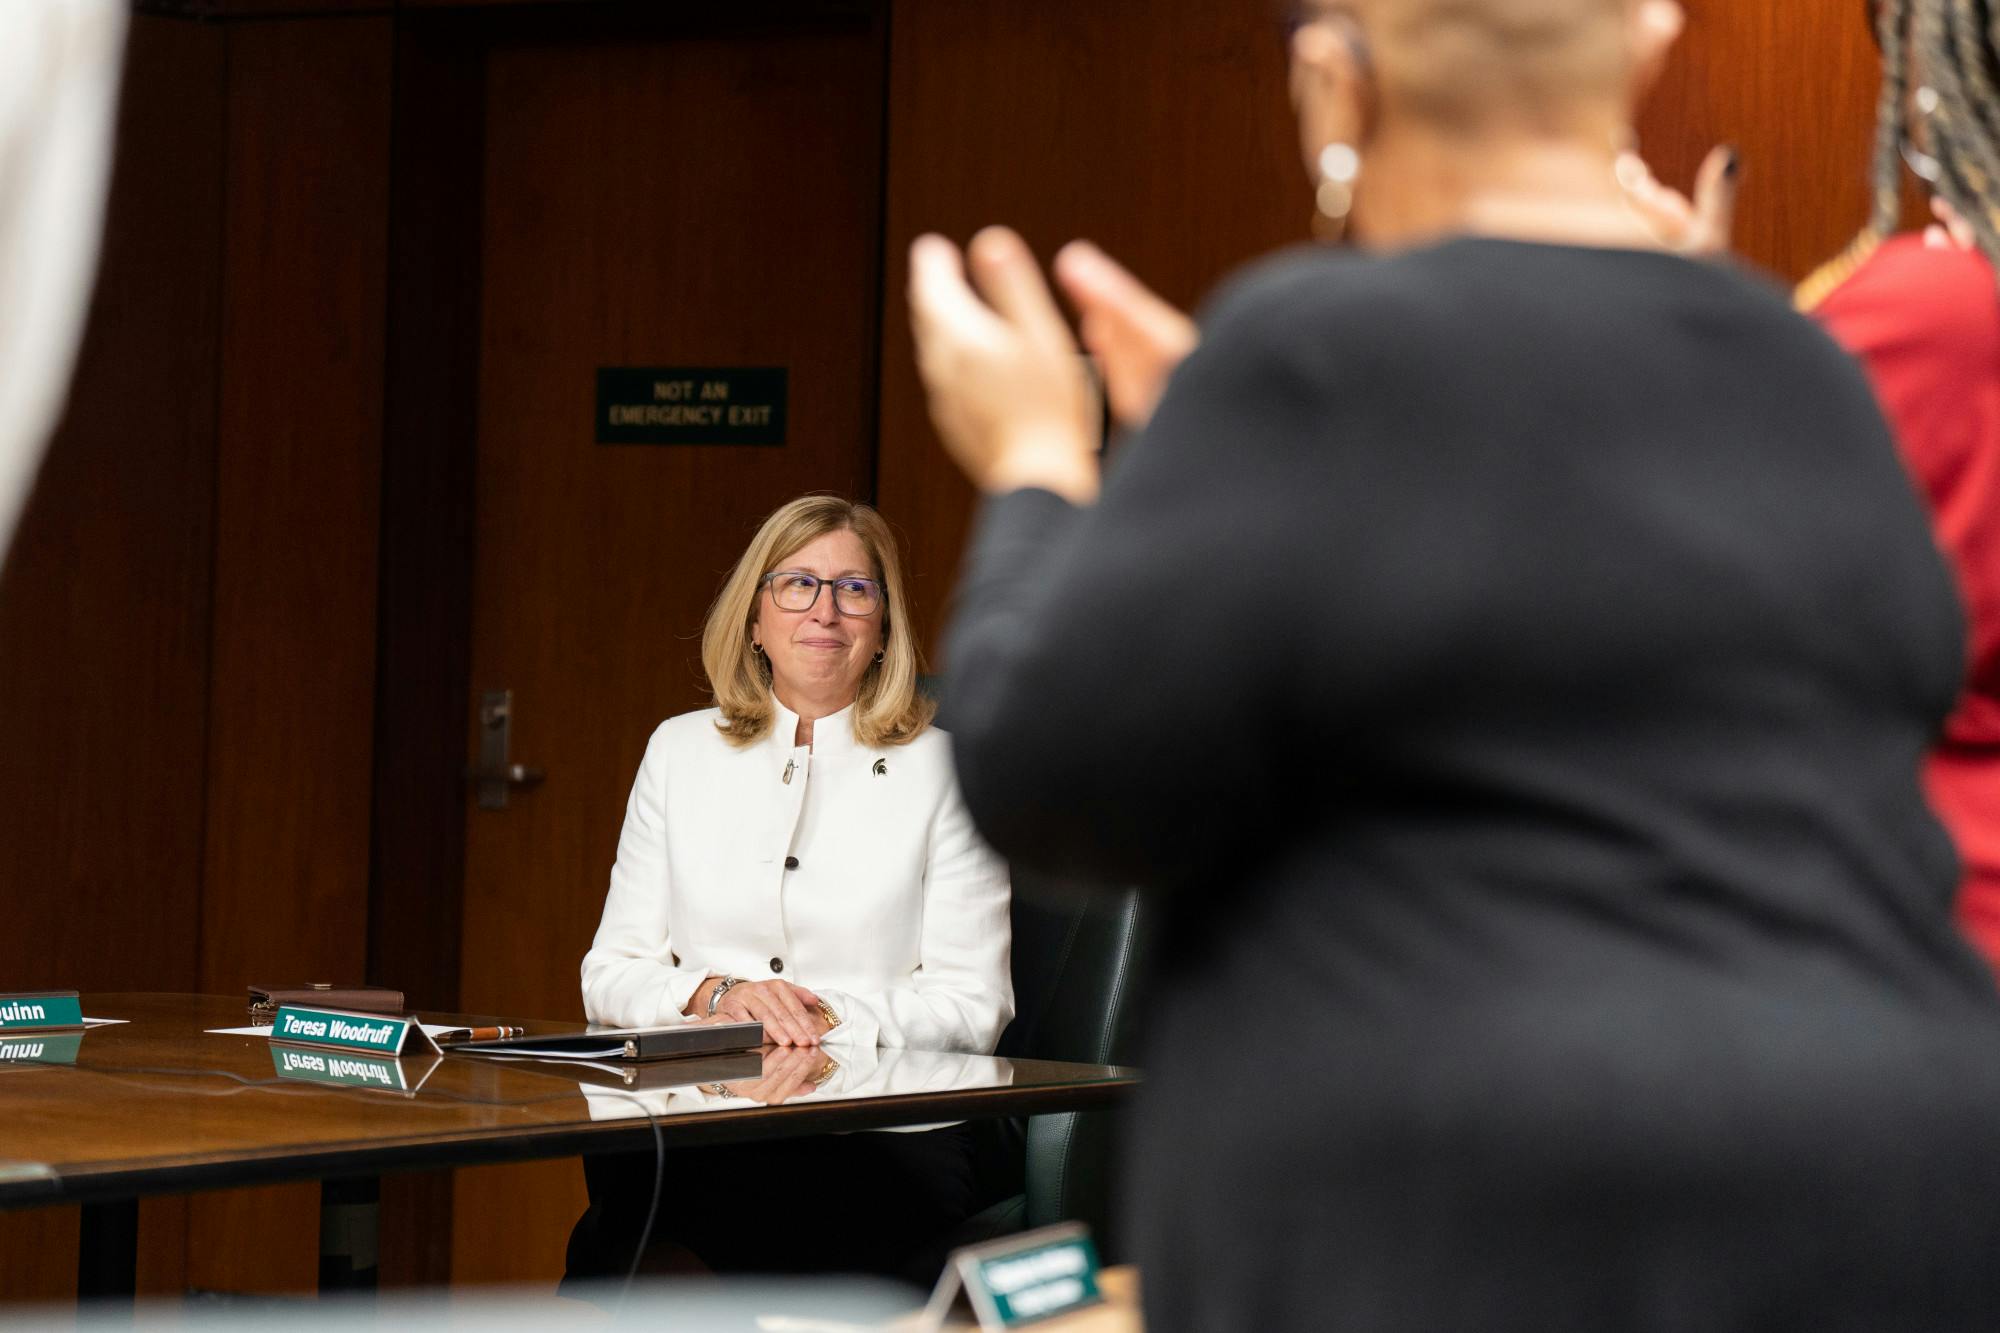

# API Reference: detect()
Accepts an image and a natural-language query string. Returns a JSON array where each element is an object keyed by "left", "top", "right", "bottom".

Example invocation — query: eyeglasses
[{"left": 761, "top": 571, "right": 884, "bottom": 616}]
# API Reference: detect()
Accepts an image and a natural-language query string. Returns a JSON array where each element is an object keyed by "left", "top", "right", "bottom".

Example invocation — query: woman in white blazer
[{"left": 567, "top": 493, "right": 1014, "bottom": 1286}]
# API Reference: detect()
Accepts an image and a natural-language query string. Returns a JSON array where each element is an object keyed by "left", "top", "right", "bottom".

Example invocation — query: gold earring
[{"left": 1314, "top": 142, "right": 1360, "bottom": 242}]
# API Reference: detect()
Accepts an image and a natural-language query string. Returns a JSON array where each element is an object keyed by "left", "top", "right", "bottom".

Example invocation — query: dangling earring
[
  {"left": 1611, "top": 125, "right": 1645, "bottom": 197},
  {"left": 1314, "top": 143, "right": 1361, "bottom": 243}
]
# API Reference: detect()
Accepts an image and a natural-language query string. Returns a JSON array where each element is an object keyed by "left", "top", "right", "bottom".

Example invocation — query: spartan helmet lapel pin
[{"left": 872, "top": 758, "right": 887, "bottom": 777}]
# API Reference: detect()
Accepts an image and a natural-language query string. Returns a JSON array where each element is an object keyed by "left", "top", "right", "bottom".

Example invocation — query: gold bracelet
[{"left": 814, "top": 998, "right": 840, "bottom": 1030}]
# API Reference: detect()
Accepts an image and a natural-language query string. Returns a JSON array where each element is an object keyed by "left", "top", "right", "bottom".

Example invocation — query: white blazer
[{"left": 581, "top": 700, "right": 1014, "bottom": 1052}]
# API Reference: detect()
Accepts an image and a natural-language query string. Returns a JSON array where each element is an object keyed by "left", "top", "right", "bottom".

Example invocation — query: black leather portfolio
[{"left": 448, "top": 1021, "right": 764, "bottom": 1062}]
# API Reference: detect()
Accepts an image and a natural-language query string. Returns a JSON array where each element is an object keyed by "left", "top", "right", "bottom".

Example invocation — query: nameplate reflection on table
[
  {"left": 0, "top": 1032, "right": 85, "bottom": 1065},
  {"left": 569, "top": 1045, "right": 1021, "bottom": 1120},
  {"left": 269, "top": 1045, "right": 445, "bottom": 1096}
]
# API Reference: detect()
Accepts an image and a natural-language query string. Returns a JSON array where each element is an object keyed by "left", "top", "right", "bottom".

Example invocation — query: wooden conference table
[{"left": 0, "top": 994, "right": 1139, "bottom": 1301}]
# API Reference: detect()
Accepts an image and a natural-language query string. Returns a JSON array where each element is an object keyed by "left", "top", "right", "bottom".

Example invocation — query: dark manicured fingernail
[{"left": 1723, "top": 146, "right": 1741, "bottom": 180}]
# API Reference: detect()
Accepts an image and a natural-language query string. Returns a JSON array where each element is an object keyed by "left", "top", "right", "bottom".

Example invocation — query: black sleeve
[{"left": 943, "top": 256, "right": 1381, "bottom": 888}]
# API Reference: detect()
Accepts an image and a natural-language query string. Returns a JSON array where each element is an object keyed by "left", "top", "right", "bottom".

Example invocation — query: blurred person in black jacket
[{"left": 906, "top": 0, "right": 2000, "bottom": 1329}]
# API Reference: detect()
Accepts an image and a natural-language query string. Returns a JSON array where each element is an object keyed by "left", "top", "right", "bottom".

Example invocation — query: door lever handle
[{"left": 470, "top": 689, "right": 543, "bottom": 810}]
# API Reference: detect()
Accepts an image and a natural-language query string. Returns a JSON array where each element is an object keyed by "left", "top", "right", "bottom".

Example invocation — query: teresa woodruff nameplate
[
  {"left": 268, "top": 1005, "right": 439, "bottom": 1058},
  {"left": 597, "top": 367, "right": 787, "bottom": 446}
]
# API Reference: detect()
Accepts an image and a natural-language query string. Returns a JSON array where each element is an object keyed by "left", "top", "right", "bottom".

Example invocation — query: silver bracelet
[{"left": 705, "top": 975, "right": 741, "bottom": 1017}]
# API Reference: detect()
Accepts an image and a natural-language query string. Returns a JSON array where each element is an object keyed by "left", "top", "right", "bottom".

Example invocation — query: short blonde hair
[
  {"left": 701, "top": 495, "right": 935, "bottom": 749},
  {"left": 1348, "top": 0, "right": 1633, "bottom": 136}
]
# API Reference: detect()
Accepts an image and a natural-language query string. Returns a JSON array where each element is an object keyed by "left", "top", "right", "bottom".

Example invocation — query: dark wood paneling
[
  {"left": 367, "top": 20, "right": 490, "bottom": 1286},
  {"left": 370, "top": 16, "right": 485, "bottom": 1024},
  {"left": 198, "top": 13, "right": 391, "bottom": 1017},
  {"left": 135, "top": 1196, "right": 191, "bottom": 1299},
  {"left": 187, "top": 14, "right": 395, "bottom": 1300},
  {"left": 0, "top": 1207, "right": 77, "bottom": 1307},
  {"left": 875, "top": 0, "right": 1306, "bottom": 659},
  {"left": 378, "top": 1170, "right": 455, "bottom": 1289}
]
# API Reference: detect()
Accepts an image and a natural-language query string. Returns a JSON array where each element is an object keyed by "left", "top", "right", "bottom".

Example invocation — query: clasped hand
[
  {"left": 907, "top": 228, "right": 1197, "bottom": 501},
  {"left": 704, "top": 977, "right": 829, "bottom": 1047}
]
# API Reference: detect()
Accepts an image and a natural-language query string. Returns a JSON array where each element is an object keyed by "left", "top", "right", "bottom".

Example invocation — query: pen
[{"left": 439, "top": 1025, "right": 523, "bottom": 1043}]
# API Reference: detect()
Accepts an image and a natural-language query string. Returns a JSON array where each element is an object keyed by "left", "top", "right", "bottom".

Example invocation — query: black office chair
[
  {"left": 923, "top": 679, "right": 1152, "bottom": 1260},
  {"left": 955, "top": 868, "right": 1151, "bottom": 1261}
]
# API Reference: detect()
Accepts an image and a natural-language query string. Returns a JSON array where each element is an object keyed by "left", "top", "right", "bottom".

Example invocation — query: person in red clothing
[
  {"left": 1796, "top": 0, "right": 2000, "bottom": 969},
  {"left": 1807, "top": 230, "right": 2000, "bottom": 966}
]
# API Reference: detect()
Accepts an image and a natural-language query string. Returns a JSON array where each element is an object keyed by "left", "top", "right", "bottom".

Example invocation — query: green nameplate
[
  {"left": 269, "top": 1005, "right": 437, "bottom": 1058},
  {"left": 925, "top": 1223, "right": 1103, "bottom": 1329},
  {"left": 0, "top": 991, "right": 84, "bottom": 1033},
  {"left": 595, "top": 366, "right": 788, "bottom": 446},
  {"left": 269, "top": 1045, "right": 439, "bottom": 1094},
  {"left": 0, "top": 1033, "right": 83, "bottom": 1065}
]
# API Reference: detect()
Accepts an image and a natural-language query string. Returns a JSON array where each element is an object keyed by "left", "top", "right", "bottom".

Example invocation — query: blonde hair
[{"left": 701, "top": 495, "right": 935, "bottom": 748}]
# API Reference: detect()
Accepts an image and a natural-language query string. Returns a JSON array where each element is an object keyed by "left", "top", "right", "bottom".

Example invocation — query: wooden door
[{"left": 448, "top": 8, "right": 887, "bottom": 1284}]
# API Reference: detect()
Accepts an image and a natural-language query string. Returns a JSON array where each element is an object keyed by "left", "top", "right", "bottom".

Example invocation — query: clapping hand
[
  {"left": 1053, "top": 241, "right": 1198, "bottom": 429},
  {"left": 1617, "top": 143, "right": 1740, "bottom": 256},
  {"left": 909, "top": 227, "right": 1200, "bottom": 492},
  {"left": 1619, "top": 146, "right": 1976, "bottom": 256},
  {"left": 909, "top": 227, "right": 1102, "bottom": 504}
]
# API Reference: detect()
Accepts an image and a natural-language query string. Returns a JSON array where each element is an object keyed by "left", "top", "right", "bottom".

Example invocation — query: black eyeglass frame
[{"left": 759, "top": 571, "right": 886, "bottom": 616}]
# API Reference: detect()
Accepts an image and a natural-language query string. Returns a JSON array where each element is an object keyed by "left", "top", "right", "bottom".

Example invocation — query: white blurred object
[
  {"left": 37, "top": 1279, "right": 928, "bottom": 1330},
  {"left": 0, "top": 0, "right": 125, "bottom": 562}
]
